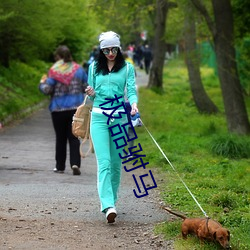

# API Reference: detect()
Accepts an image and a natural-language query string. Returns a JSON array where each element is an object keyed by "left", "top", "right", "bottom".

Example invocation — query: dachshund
[{"left": 162, "top": 206, "right": 231, "bottom": 249}]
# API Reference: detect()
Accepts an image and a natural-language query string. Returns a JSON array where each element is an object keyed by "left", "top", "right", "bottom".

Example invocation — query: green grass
[
  {"left": 136, "top": 58, "right": 250, "bottom": 250},
  {"left": 0, "top": 60, "right": 50, "bottom": 123}
]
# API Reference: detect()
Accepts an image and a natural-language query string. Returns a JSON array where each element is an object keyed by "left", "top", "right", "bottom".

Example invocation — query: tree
[
  {"left": 232, "top": 0, "right": 250, "bottom": 96},
  {"left": 184, "top": 1, "right": 218, "bottom": 114},
  {"left": 0, "top": 0, "right": 98, "bottom": 66},
  {"left": 148, "top": 0, "right": 177, "bottom": 89},
  {"left": 232, "top": 0, "right": 250, "bottom": 40},
  {"left": 191, "top": 0, "right": 250, "bottom": 134},
  {"left": 91, "top": 0, "right": 155, "bottom": 48}
]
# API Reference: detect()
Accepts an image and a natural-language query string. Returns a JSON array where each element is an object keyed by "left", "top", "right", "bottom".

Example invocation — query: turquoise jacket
[{"left": 87, "top": 62, "right": 138, "bottom": 109}]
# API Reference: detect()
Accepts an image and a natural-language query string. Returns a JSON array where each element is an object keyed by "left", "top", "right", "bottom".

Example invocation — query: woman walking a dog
[{"left": 85, "top": 31, "right": 138, "bottom": 223}]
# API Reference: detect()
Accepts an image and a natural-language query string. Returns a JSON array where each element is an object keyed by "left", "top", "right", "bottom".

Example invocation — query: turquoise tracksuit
[{"left": 88, "top": 62, "right": 137, "bottom": 212}]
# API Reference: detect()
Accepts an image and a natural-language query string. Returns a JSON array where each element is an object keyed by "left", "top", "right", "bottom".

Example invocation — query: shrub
[
  {"left": 210, "top": 135, "right": 250, "bottom": 158},
  {"left": 210, "top": 191, "right": 237, "bottom": 209}
]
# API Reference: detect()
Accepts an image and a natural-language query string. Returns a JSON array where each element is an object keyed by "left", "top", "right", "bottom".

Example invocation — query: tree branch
[{"left": 190, "top": 0, "right": 216, "bottom": 37}]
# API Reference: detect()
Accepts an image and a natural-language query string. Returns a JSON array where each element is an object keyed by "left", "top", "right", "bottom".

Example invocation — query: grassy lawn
[
  {"left": 136, "top": 58, "right": 250, "bottom": 250},
  {"left": 0, "top": 60, "right": 49, "bottom": 123}
]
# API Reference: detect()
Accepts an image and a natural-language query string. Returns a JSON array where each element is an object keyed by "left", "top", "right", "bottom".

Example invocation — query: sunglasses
[{"left": 102, "top": 47, "right": 119, "bottom": 55}]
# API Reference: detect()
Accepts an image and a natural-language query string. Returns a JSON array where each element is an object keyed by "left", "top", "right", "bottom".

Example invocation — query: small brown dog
[{"left": 162, "top": 207, "right": 231, "bottom": 249}]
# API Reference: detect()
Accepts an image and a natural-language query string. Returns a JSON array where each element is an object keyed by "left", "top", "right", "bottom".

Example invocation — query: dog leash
[{"left": 139, "top": 118, "right": 209, "bottom": 218}]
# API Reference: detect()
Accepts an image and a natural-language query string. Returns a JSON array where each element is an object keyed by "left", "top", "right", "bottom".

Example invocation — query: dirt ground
[
  {"left": 0, "top": 214, "right": 174, "bottom": 250},
  {"left": 0, "top": 71, "right": 174, "bottom": 250}
]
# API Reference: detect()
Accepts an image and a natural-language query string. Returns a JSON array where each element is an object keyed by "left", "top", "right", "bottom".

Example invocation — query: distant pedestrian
[
  {"left": 134, "top": 45, "right": 144, "bottom": 69},
  {"left": 123, "top": 51, "right": 136, "bottom": 76},
  {"left": 143, "top": 44, "right": 152, "bottom": 74},
  {"left": 85, "top": 31, "right": 138, "bottom": 223},
  {"left": 39, "top": 45, "right": 88, "bottom": 175},
  {"left": 87, "top": 46, "right": 99, "bottom": 70}
]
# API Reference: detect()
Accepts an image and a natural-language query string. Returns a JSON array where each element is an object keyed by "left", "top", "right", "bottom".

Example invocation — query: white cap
[{"left": 99, "top": 31, "right": 121, "bottom": 49}]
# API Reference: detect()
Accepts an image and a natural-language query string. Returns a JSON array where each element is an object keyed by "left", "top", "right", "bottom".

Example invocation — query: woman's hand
[
  {"left": 85, "top": 86, "right": 96, "bottom": 97},
  {"left": 131, "top": 103, "right": 138, "bottom": 116},
  {"left": 40, "top": 74, "right": 47, "bottom": 83}
]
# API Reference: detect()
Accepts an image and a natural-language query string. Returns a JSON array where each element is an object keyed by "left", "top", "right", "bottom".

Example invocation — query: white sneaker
[
  {"left": 72, "top": 165, "right": 81, "bottom": 175},
  {"left": 53, "top": 168, "right": 64, "bottom": 173},
  {"left": 127, "top": 155, "right": 133, "bottom": 160},
  {"left": 105, "top": 207, "right": 117, "bottom": 223}
]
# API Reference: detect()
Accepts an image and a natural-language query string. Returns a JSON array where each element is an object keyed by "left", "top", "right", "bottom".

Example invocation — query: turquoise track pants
[{"left": 90, "top": 111, "right": 128, "bottom": 212}]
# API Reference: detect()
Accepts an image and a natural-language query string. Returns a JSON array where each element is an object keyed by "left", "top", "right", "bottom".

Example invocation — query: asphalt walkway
[{"left": 0, "top": 69, "right": 171, "bottom": 249}]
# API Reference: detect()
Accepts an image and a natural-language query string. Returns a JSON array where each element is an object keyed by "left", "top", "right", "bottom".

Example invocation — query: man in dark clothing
[
  {"left": 134, "top": 45, "right": 144, "bottom": 69},
  {"left": 143, "top": 45, "right": 152, "bottom": 74}
]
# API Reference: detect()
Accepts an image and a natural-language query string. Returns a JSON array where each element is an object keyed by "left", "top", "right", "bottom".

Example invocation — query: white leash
[{"left": 139, "top": 118, "right": 209, "bottom": 218}]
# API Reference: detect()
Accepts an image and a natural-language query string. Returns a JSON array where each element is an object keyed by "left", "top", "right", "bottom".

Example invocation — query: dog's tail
[{"left": 161, "top": 206, "right": 187, "bottom": 220}]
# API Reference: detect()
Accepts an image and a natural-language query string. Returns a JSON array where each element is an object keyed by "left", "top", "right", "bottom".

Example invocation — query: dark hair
[
  {"left": 95, "top": 48, "right": 126, "bottom": 75},
  {"left": 54, "top": 45, "right": 73, "bottom": 63}
]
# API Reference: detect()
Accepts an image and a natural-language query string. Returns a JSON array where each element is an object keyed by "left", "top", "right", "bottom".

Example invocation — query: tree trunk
[
  {"left": 147, "top": 0, "right": 169, "bottom": 89},
  {"left": 184, "top": 4, "right": 218, "bottom": 114},
  {"left": 212, "top": 0, "right": 250, "bottom": 134},
  {"left": 191, "top": 0, "right": 250, "bottom": 134}
]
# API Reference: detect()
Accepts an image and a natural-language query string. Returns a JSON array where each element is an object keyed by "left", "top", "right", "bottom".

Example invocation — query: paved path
[
  {"left": 135, "top": 69, "right": 149, "bottom": 88},
  {"left": 0, "top": 70, "right": 172, "bottom": 249}
]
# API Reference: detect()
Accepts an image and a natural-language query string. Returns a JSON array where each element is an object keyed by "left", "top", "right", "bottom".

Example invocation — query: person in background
[
  {"left": 88, "top": 46, "right": 99, "bottom": 64},
  {"left": 123, "top": 51, "right": 134, "bottom": 65},
  {"left": 85, "top": 31, "right": 138, "bottom": 223},
  {"left": 143, "top": 44, "right": 153, "bottom": 74},
  {"left": 85, "top": 46, "right": 100, "bottom": 72},
  {"left": 123, "top": 51, "right": 136, "bottom": 76},
  {"left": 39, "top": 45, "right": 88, "bottom": 175},
  {"left": 134, "top": 44, "right": 144, "bottom": 69}
]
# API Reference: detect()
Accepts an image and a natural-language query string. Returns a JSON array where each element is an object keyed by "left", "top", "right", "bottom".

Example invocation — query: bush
[
  {"left": 210, "top": 135, "right": 250, "bottom": 159},
  {"left": 210, "top": 191, "right": 237, "bottom": 209},
  {"left": 0, "top": 60, "right": 49, "bottom": 123}
]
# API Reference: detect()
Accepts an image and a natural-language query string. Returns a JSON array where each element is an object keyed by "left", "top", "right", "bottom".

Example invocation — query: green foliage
[
  {"left": 0, "top": 0, "right": 100, "bottom": 66},
  {"left": 210, "top": 134, "right": 250, "bottom": 159},
  {"left": 236, "top": 37, "right": 250, "bottom": 95},
  {"left": 232, "top": 0, "right": 250, "bottom": 39},
  {"left": 164, "top": 0, "right": 213, "bottom": 45},
  {"left": 210, "top": 191, "right": 238, "bottom": 209},
  {"left": 0, "top": 60, "right": 49, "bottom": 122},
  {"left": 92, "top": 0, "right": 156, "bottom": 46},
  {"left": 137, "top": 58, "right": 250, "bottom": 249},
  {"left": 165, "top": 2, "right": 184, "bottom": 44},
  {"left": 154, "top": 221, "right": 181, "bottom": 240}
]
